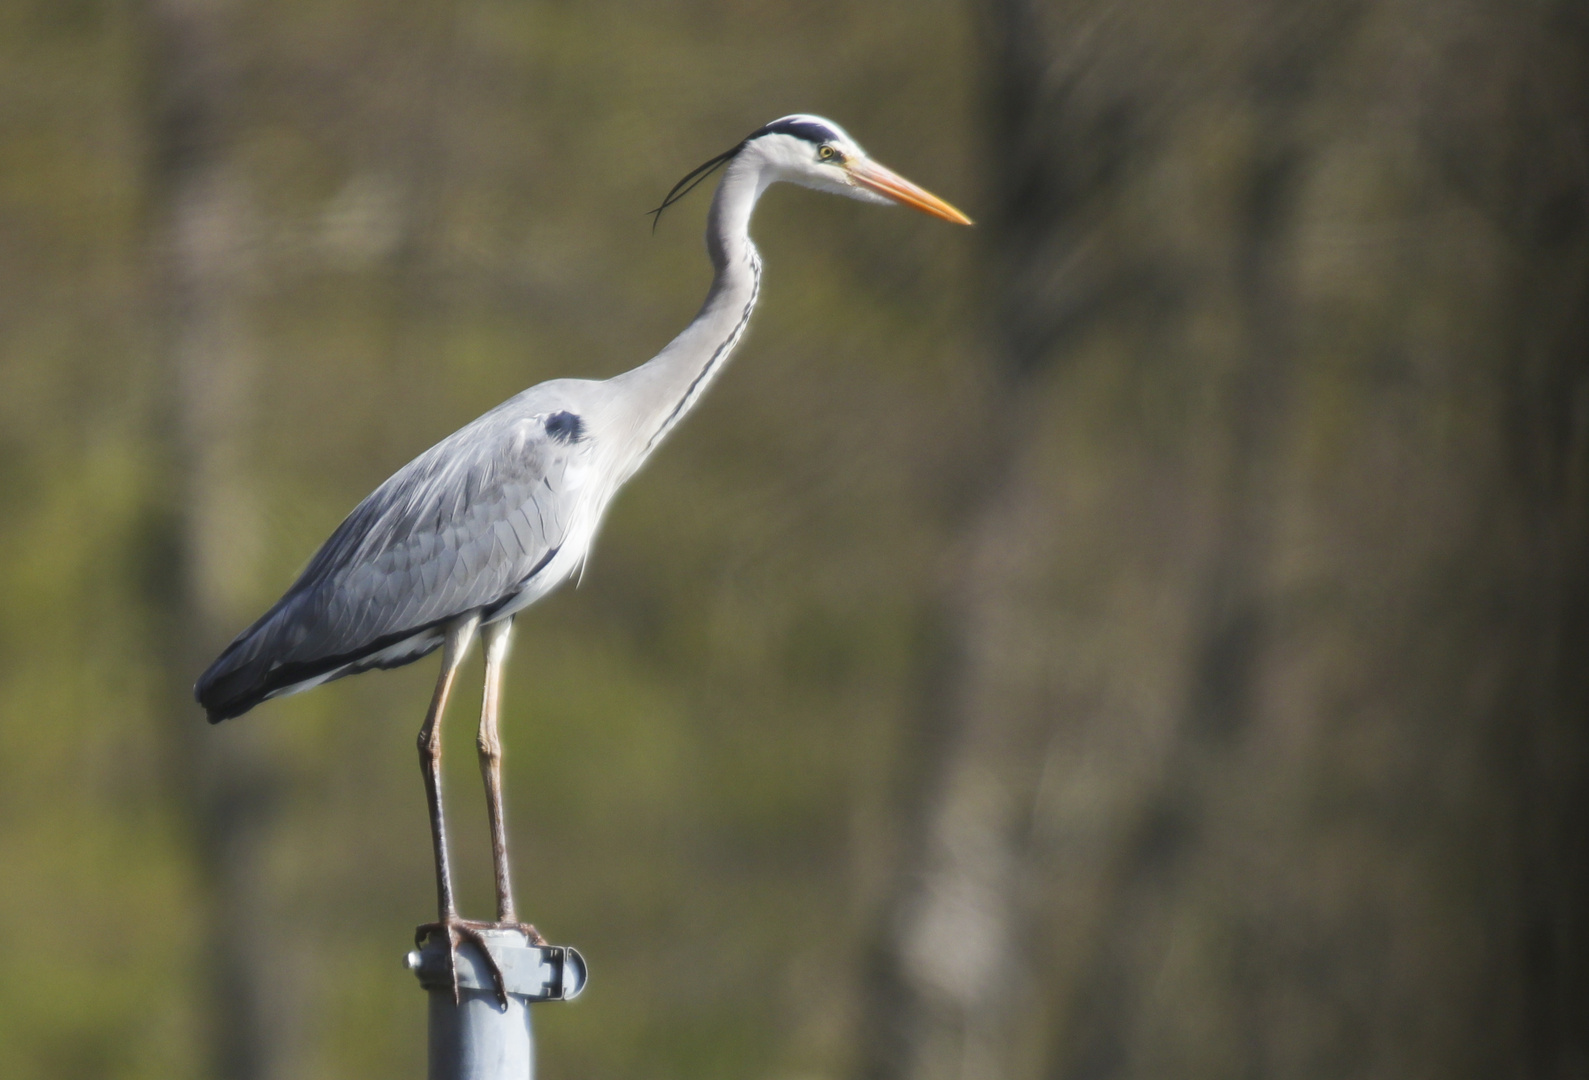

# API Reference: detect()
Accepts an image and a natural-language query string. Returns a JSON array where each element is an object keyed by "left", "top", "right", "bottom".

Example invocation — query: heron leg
[
  {"left": 415, "top": 612, "right": 517, "bottom": 1006},
  {"left": 477, "top": 617, "right": 517, "bottom": 923},
  {"left": 476, "top": 616, "right": 548, "bottom": 945},
  {"left": 417, "top": 611, "right": 480, "bottom": 921}
]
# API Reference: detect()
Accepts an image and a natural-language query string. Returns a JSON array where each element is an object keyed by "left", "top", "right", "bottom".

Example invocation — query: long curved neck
[{"left": 607, "top": 153, "right": 768, "bottom": 476}]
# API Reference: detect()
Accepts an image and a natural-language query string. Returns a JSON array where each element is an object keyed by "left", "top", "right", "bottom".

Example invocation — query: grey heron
[{"left": 195, "top": 114, "right": 969, "bottom": 996}]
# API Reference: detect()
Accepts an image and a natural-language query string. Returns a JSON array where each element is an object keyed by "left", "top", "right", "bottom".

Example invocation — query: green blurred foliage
[
  {"left": 12, "top": 3, "right": 1584, "bottom": 1079},
  {"left": 0, "top": 1, "right": 978, "bottom": 1078}
]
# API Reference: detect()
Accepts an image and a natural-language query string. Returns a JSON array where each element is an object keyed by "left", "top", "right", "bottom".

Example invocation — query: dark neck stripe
[{"left": 647, "top": 254, "right": 762, "bottom": 452}]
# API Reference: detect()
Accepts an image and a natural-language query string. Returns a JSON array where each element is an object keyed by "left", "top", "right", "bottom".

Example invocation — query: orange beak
[{"left": 847, "top": 158, "right": 973, "bottom": 225}]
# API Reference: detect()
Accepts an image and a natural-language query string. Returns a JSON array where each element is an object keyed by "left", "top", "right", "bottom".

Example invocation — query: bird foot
[{"left": 414, "top": 917, "right": 515, "bottom": 1008}]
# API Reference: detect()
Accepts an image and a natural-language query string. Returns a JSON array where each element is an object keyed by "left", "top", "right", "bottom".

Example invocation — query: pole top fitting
[{"left": 407, "top": 929, "right": 587, "bottom": 1002}]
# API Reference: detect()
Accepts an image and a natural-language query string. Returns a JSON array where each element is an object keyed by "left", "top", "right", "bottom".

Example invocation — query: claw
[{"left": 415, "top": 919, "right": 513, "bottom": 1009}]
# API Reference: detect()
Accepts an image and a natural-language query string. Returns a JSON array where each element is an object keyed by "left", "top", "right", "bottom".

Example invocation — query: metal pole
[{"left": 407, "top": 929, "right": 586, "bottom": 1080}]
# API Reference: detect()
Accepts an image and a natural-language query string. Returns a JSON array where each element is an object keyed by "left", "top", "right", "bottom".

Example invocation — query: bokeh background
[{"left": 1, "top": 1, "right": 1585, "bottom": 1079}]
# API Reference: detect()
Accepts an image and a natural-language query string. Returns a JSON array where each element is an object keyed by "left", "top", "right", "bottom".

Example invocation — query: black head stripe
[
  {"left": 748, "top": 117, "right": 839, "bottom": 146},
  {"left": 648, "top": 117, "right": 841, "bottom": 232}
]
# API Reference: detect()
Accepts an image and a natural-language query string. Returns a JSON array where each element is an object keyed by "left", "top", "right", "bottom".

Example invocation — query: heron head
[
  {"left": 741, "top": 114, "right": 972, "bottom": 224},
  {"left": 650, "top": 113, "right": 972, "bottom": 229}
]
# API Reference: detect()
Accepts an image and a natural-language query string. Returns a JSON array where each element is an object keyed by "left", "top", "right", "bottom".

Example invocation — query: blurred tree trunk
[
  {"left": 862, "top": 2, "right": 1589, "bottom": 1078},
  {"left": 143, "top": 2, "right": 287, "bottom": 1078}
]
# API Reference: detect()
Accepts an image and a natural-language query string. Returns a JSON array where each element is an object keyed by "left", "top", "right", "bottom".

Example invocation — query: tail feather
[
  {"left": 194, "top": 603, "right": 453, "bottom": 722},
  {"left": 195, "top": 630, "right": 280, "bottom": 723}
]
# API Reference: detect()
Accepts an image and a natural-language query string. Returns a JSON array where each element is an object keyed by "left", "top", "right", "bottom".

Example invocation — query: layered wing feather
[{"left": 195, "top": 394, "right": 594, "bottom": 721}]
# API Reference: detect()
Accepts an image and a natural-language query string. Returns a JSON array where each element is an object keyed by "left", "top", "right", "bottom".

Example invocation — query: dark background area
[{"left": 0, "top": 2, "right": 1584, "bottom": 1079}]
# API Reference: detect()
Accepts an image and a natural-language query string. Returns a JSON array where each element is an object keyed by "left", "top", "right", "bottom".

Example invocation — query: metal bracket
[{"left": 406, "top": 933, "right": 587, "bottom": 1002}]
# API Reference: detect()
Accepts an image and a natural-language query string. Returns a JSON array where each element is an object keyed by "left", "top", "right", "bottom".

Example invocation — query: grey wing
[{"left": 196, "top": 405, "right": 592, "bottom": 720}]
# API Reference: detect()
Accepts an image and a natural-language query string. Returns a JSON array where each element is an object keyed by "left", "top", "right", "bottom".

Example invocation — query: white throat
[{"left": 605, "top": 148, "right": 776, "bottom": 479}]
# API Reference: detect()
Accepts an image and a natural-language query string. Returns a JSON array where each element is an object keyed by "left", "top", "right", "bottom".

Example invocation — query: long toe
[{"left": 415, "top": 918, "right": 512, "bottom": 1008}]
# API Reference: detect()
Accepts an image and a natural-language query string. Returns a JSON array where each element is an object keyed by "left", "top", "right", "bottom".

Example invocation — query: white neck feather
[{"left": 605, "top": 150, "right": 770, "bottom": 481}]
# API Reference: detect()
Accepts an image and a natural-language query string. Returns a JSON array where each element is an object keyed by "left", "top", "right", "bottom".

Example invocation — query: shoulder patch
[{"left": 544, "top": 411, "right": 584, "bottom": 443}]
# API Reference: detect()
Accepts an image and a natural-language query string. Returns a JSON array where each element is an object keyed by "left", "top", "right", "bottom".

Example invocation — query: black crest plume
[
  {"left": 648, "top": 141, "right": 743, "bottom": 232},
  {"left": 647, "top": 117, "right": 842, "bottom": 232}
]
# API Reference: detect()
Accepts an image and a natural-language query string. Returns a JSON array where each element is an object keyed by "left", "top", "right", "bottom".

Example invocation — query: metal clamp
[{"left": 406, "top": 932, "right": 587, "bottom": 1002}]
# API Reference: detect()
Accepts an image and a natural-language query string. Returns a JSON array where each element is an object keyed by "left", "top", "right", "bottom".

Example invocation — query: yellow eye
[{"left": 818, "top": 145, "right": 837, "bottom": 161}]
